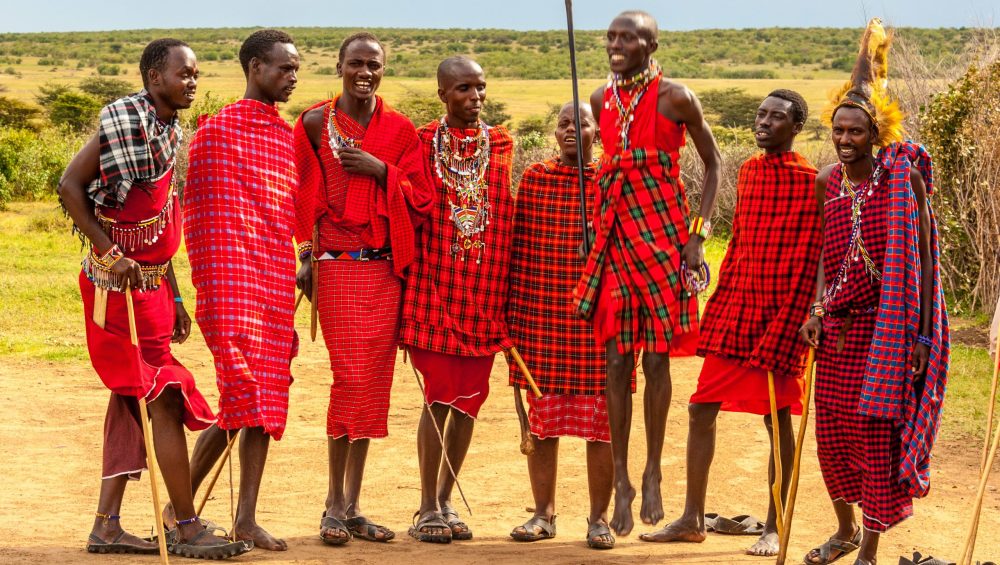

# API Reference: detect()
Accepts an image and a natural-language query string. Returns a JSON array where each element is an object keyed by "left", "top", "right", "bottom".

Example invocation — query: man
[
  {"left": 799, "top": 19, "right": 948, "bottom": 565},
  {"left": 572, "top": 10, "right": 722, "bottom": 536},
  {"left": 293, "top": 31, "right": 435, "bottom": 545},
  {"left": 401, "top": 55, "right": 514, "bottom": 543},
  {"left": 642, "top": 90, "right": 821, "bottom": 557},
  {"left": 59, "top": 38, "right": 249, "bottom": 559},
  {"left": 182, "top": 29, "right": 300, "bottom": 552},
  {"left": 507, "top": 102, "right": 615, "bottom": 549}
]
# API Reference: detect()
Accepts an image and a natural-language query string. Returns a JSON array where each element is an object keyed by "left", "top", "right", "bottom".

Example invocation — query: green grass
[{"left": 940, "top": 344, "right": 999, "bottom": 442}]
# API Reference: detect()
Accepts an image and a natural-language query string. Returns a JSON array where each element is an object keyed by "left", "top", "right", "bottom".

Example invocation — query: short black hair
[
  {"left": 766, "top": 89, "right": 808, "bottom": 124},
  {"left": 338, "top": 32, "right": 385, "bottom": 63},
  {"left": 239, "top": 29, "right": 294, "bottom": 76},
  {"left": 139, "top": 38, "right": 189, "bottom": 88}
]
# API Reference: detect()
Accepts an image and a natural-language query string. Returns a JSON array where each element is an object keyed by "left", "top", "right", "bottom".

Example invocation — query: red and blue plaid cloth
[{"left": 858, "top": 141, "right": 949, "bottom": 498}]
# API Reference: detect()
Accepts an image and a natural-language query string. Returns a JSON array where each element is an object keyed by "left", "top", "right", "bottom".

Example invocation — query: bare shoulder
[
  {"left": 817, "top": 163, "right": 837, "bottom": 184},
  {"left": 658, "top": 79, "right": 701, "bottom": 123}
]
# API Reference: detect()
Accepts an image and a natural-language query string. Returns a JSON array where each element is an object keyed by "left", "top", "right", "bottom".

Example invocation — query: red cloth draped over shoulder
[
  {"left": 401, "top": 120, "right": 515, "bottom": 356},
  {"left": 697, "top": 151, "right": 821, "bottom": 378},
  {"left": 508, "top": 158, "right": 608, "bottom": 395},
  {"left": 184, "top": 99, "right": 298, "bottom": 440},
  {"left": 293, "top": 97, "right": 435, "bottom": 276}
]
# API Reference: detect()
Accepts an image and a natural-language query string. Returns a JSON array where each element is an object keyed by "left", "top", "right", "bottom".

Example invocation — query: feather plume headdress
[{"left": 821, "top": 18, "right": 905, "bottom": 146}]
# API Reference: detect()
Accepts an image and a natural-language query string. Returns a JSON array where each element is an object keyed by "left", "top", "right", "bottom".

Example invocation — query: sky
[{"left": 1, "top": 0, "right": 996, "bottom": 33}]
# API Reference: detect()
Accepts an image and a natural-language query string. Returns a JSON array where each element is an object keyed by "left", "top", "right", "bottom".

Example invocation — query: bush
[
  {"left": 698, "top": 88, "right": 761, "bottom": 129},
  {"left": 48, "top": 91, "right": 102, "bottom": 131},
  {"left": 0, "top": 96, "right": 41, "bottom": 129},
  {"left": 316, "top": 66, "right": 336, "bottom": 75},
  {"left": 393, "top": 87, "right": 442, "bottom": 127},
  {"left": 78, "top": 76, "right": 136, "bottom": 104},
  {"left": 35, "top": 82, "right": 72, "bottom": 107},
  {"left": 96, "top": 63, "right": 121, "bottom": 76},
  {"left": 0, "top": 126, "right": 84, "bottom": 209}
]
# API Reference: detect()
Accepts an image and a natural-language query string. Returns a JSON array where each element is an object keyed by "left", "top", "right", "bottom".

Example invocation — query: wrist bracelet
[
  {"left": 809, "top": 303, "right": 827, "bottom": 318},
  {"left": 174, "top": 296, "right": 183, "bottom": 304},
  {"left": 689, "top": 216, "right": 711, "bottom": 240},
  {"left": 916, "top": 334, "right": 933, "bottom": 347}
]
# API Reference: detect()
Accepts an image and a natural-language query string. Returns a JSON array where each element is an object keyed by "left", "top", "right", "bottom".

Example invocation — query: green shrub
[
  {"left": 0, "top": 126, "right": 84, "bottom": 209},
  {"left": 316, "top": 66, "right": 336, "bottom": 75},
  {"left": 96, "top": 63, "right": 121, "bottom": 76},
  {"left": 698, "top": 88, "right": 761, "bottom": 129},
  {"left": 77, "top": 76, "right": 136, "bottom": 105},
  {"left": 48, "top": 91, "right": 102, "bottom": 131},
  {"left": 0, "top": 96, "right": 41, "bottom": 129}
]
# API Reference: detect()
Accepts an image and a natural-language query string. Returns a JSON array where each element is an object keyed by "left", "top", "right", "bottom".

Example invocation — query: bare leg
[
  {"left": 163, "top": 424, "right": 231, "bottom": 527},
  {"left": 805, "top": 499, "right": 859, "bottom": 564},
  {"left": 437, "top": 407, "right": 476, "bottom": 538},
  {"left": 748, "top": 407, "right": 795, "bottom": 556},
  {"left": 90, "top": 475, "right": 157, "bottom": 549},
  {"left": 320, "top": 435, "right": 351, "bottom": 542},
  {"left": 147, "top": 389, "right": 228, "bottom": 547},
  {"left": 512, "top": 436, "right": 558, "bottom": 537},
  {"left": 857, "top": 529, "right": 879, "bottom": 564},
  {"left": 344, "top": 438, "right": 370, "bottom": 517},
  {"left": 605, "top": 339, "right": 637, "bottom": 536},
  {"left": 586, "top": 440, "right": 614, "bottom": 545},
  {"left": 640, "top": 350, "right": 671, "bottom": 526},
  {"left": 641, "top": 402, "right": 719, "bottom": 542},
  {"left": 232, "top": 426, "right": 287, "bottom": 551},
  {"left": 415, "top": 403, "right": 450, "bottom": 538}
]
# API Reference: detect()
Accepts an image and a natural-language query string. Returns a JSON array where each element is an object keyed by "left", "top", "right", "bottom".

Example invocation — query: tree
[
  {"left": 0, "top": 96, "right": 41, "bottom": 129},
  {"left": 35, "top": 82, "right": 73, "bottom": 107},
  {"left": 697, "top": 88, "right": 761, "bottom": 129},
  {"left": 78, "top": 76, "right": 136, "bottom": 104},
  {"left": 48, "top": 91, "right": 102, "bottom": 131},
  {"left": 394, "top": 88, "right": 442, "bottom": 127}
]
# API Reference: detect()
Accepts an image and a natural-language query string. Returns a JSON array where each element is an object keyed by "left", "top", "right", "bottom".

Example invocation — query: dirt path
[{"left": 1, "top": 327, "right": 997, "bottom": 564}]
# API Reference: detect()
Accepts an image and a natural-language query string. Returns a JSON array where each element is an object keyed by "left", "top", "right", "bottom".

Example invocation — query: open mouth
[
  {"left": 184, "top": 92, "right": 196, "bottom": 100},
  {"left": 562, "top": 135, "right": 577, "bottom": 144},
  {"left": 754, "top": 130, "right": 770, "bottom": 139},
  {"left": 609, "top": 53, "right": 626, "bottom": 64},
  {"left": 354, "top": 80, "right": 373, "bottom": 92},
  {"left": 839, "top": 146, "right": 857, "bottom": 159}
]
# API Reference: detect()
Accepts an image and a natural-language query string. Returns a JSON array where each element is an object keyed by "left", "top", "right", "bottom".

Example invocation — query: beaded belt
[
  {"left": 315, "top": 248, "right": 392, "bottom": 261},
  {"left": 82, "top": 253, "right": 169, "bottom": 292}
]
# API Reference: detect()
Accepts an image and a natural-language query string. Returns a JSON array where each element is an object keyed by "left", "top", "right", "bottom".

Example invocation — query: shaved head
[
  {"left": 437, "top": 56, "right": 483, "bottom": 88},
  {"left": 560, "top": 101, "right": 595, "bottom": 125},
  {"left": 613, "top": 10, "right": 659, "bottom": 42}
]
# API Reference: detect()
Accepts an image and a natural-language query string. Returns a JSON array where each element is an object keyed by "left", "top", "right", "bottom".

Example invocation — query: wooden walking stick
[
  {"left": 959, "top": 403, "right": 1000, "bottom": 565},
  {"left": 125, "top": 282, "right": 170, "bottom": 565},
  {"left": 507, "top": 347, "right": 543, "bottom": 399},
  {"left": 767, "top": 370, "right": 785, "bottom": 538},
  {"left": 960, "top": 332, "right": 1000, "bottom": 565},
  {"left": 776, "top": 348, "right": 816, "bottom": 565},
  {"left": 507, "top": 347, "right": 542, "bottom": 454},
  {"left": 195, "top": 431, "right": 239, "bottom": 517}
]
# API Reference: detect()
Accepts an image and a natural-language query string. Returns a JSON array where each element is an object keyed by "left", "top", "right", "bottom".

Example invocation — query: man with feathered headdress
[{"left": 798, "top": 18, "right": 949, "bottom": 565}]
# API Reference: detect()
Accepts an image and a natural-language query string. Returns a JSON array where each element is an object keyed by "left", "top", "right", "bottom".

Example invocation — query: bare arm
[
  {"left": 910, "top": 166, "right": 933, "bottom": 377},
  {"left": 57, "top": 133, "right": 143, "bottom": 289},
  {"left": 165, "top": 261, "right": 191, "bottom": 344}
]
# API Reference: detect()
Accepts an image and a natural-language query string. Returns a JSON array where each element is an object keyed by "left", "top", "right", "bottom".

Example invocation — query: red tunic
[
  {"left": 81, "top": 169, "right": 215, "bottom": 479},
  {"left": 401, "top": 121, "right": 515, "bottom": 356},
  {"left": 573, "top": 75, "right": 699, "bottom": 355},
  {"left": 292, "top": 97, "right": 434, "bottom": 440},
  {"left": 184, "top": 99, "right": 299, "bottom": 440}
]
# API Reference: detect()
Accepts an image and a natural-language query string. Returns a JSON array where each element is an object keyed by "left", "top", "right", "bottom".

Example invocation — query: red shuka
[
  {"left": 400, "top": 121, "right": 515, "bottom": 357},
  {"left": 184, "top": 99, "right": 299, "bottom": 440}
]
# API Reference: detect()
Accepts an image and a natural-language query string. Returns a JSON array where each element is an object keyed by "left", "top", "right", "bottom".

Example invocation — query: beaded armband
[
  {"left": 92, "top": 244, "right": 124, "bottom": 269},
  {"left": 916, "top": 334, "right": 933, "bottom": 347},
  {"left": 297, "top": 241, "right": 313, "bottom": 261},
  {"left": 689, "top": 216, "right": 711, "bottom": 240}
]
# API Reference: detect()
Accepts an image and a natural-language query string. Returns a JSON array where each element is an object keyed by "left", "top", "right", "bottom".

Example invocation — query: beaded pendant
[
  {"left": 433, "top": 117, "right": 491, "bottom": 264},
  {"left": 607, "top": 59, "right": 661, "bottom": 151},
  {"left": 327, "top": 101, "right": 362, "bottom": 157}
]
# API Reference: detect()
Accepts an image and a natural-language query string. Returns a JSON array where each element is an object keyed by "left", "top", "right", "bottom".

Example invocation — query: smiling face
[
  {"left": 147, "top": 45, "right": 198, "bottom": 111},
  {"left": 606, "top": 14, "right": 657, "bottom": 76},
  {"left": 438, "top": 60, "right": 487, "bottom": 128},
  {"left": 250, "top": 42, "right": 299, "bottom": 104},
  {"left": 555, "top": 103, "right": 595, "bottom": 164},
  {"left": 831, "top": 106, "right": 876, "bottom": 165},
  {"left": 337, "top": 39, "right": 384, "bottom": 103},
  {"left": 753, "top": 96, "right": 801, "bottom": 153}
]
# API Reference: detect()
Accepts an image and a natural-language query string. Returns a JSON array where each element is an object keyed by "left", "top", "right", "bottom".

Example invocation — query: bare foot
[
  {"left": 235, "top": 522, "right": 287, "bottom": 551},
  {"left": 639, "top": 517, "right": 706, "bottom": 543},
  {"left": 609, "top": 482, "right": 636, "bottom": 536},
  {"left": 161, "top": 502, "right": 177, "bottom": 530},
  {"left": 640, "top": 471, "right": 664, "bottom": 525},
  {"left": 746, "top": 531, "right": 779, "bottom": 556}
]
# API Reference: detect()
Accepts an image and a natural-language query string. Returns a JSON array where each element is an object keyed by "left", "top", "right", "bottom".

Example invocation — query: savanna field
[{"left": 0, "top": 26, "right": 998, "bottom": 564}]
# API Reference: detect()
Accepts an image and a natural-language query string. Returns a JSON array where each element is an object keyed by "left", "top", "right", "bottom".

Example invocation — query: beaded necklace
[
  {"left": 824, "top": 161, "right": 884, "bottom": 302},
  {"left": 327, "top": 100, "right": 362, "bottom": 157},
  {"left": 606, "top": 59, "right": 661, "bottom": 151},
  {"left": 433, "top": 116, "right": 491, "bottom": 264},
  {"left": 95, "top": 172, "right": 176, "bottom": 253}
]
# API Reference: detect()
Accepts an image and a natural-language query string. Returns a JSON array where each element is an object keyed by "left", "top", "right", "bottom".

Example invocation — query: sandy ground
[{"left": 1, "top": 325, "right": 998, "bottom": 565}]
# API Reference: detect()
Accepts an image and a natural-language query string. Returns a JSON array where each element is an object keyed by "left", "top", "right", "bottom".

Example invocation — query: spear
[{"left": 564, "top": 0, "right": 591, "bottom": 256}]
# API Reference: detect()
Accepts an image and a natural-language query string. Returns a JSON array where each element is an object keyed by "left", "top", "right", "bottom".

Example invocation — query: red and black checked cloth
[
  {"left": 528, "top": 393, "right": 610, "bottom": 443},
  {"left": 293, "top": 97, "right": 435, "bottom": 277},
  {"left": 184, "top": 99, "right": 299, "bottom": 440},
  {"left": 400, "top": 121, "right": 515, "bottom": 356},
  {"left": 697, "top": 151, "right": 820, "bottom": 378},
  {"left": 816, "top": 404, "right": 912, "bottom": 532},
  {"left": 318, "top": 260, "right": 401, "bottom": 440},
  {"left": 573, "top": 75, "right": 698, "bottom": 354},
  {"left": 508, "top": 158, "right": 606, "bottom": 395}
]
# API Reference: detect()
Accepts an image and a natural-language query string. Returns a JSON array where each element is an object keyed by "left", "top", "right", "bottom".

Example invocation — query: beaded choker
[
  {"left": 327, "top": 101, "right": 362, "bottom": 157},
  {"left": 432, "top": 117, "right": 492, "bottom": 264},
  {"left": 824, "top": 162, "right": 883, "bottom": 302},
  {"left": 606, "top": 59, "right": 661, "bottom": 151},
  {"left": 95, "top": 173, "right": 175, "bottom": 253}
]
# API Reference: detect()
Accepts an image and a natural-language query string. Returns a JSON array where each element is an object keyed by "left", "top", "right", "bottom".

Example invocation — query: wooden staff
[
  {"left": 959, "top": 403, "right": 1000, "bottom": 565},
  {"left": 563, "top": 0, "right": 591, "bottom": 256},
  {"left": 961, "top": 332, "right": 1000, "bottom": 565},
  {"left": 125, "top": 283, "right": 170, "bottom": 565},
  {"left": 507, "top": 346, "right": 542, "bottom": 399},
  {"left": 195, "top": 431, "right": 239, "bottom": 517},
  {"left": 294, "top": 290, "right": 305, "bottom": 314},
  {"left": 776, "top": 348, "right": 816, "bottom": 565},
  {"left": 513, "top": 386, "right": 535, "bottom": 456},
  {"left": 767, "top": 370, "right": 785, "bottom": 538}
]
